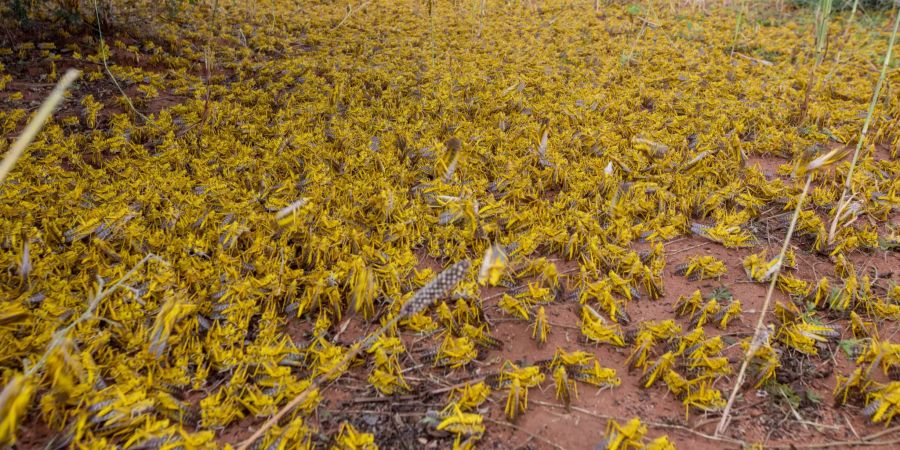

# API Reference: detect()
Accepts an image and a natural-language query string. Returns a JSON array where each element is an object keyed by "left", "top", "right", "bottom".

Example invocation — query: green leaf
[
  {"left": 627, "top": 4, "right": 643, "bottom": 15},
  {"left": 767, "top": 382, "right": 801, "bottom": 409}
]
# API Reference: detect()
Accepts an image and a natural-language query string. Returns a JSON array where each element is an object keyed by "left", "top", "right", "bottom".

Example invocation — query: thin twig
[
  {"left": 0, "top": 70, "right": 80, "bottom": 184},
  {"left": 429, "top": 378, "right": 486, "bottom": 395},
  {"left": 237, "top": 261, "right": 469, "bottom": 450},
  {"left": 735, "top": 52, "right": 773, "bottom": 66},
  {"left": 23, "top": 254, "right": 159, "bottom": 378},
  {"left": 236, "top": 318, "right": 393, "bottom": 450},
  {"left": 483, "top": 417, "right": 569, "bottom": 450},
  {"left": 828, "top": 8, "right": 900, "bottom": 244},
  {"left": 770, "top": 437, "right": 900, "bottom": 449},
  {"left": 717, "top": 174, "right": 814, "bottom": 436},
  {"left": 622, "top": 20, "right": 648, "bottom": 66},
  {"left": 824, "top": 0, "right": 860, "bottom": 84},
  {"left": 844, "top": 413, "right": 860, "bottom": 440},
  {"left": 323, "top": 409, "right": 426, "bottom": 417},
  {"left": 333, "top": 0, "right": 375, "bottom": 30},
  {"left": 530, "top": 400, "right": 747, "bottom": 446},
  {"left": 350, "top": 395, "right": 419, "bottom": 404},
  {"left": 861, "top": 425, "right": 900, "bottom": 441},
  {"left": 799, "top": 0, "right": 834, "bottom": 121},
  {"left": 92, "top": 0, "right": 150, "bottom": 123},
  {"left": 729, "top": 0, "right": 746, "bottom": 57},
  {"left": 666, "top": 242, "right": 708, "bottom": 255}
]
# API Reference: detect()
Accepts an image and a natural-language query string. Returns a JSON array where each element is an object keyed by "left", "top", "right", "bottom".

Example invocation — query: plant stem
[
  {"left": 0, "top": 70, "right": 79, "bottom": 184},
  {"left": 91, "top": 0, "right": 150, "bottom": 123},
  {"left": 236, "top": 310, "right": 401, "bottom": 450},
  {"left": 828, "top": 7, "right": 900, "bottom": 244},
  {"left": 333, "top": 0, "right": 375, "bottom": 30},
  {"left": 623, "top": 20, "right": 648, "bottom": 65},
  {"left": 716, "top": 174, "right": 813, "bottom": 436},
  {"left": 823, "top": 0, "right": 859, "bottom": 87},
  {"left": 238, "top": 259, "right": 470, "bottom": 449},
  {"left": 800, "top": 0, "right": 833, "bottom": 121},
  {"left": 730, "top": 0, "right": 746, "bottom": 57},
  {"left": 833, "top": 0, "right": 859, "bottom": 63},
  {"left": 23, "top": 254, "right": 158, "bottom": 378}
]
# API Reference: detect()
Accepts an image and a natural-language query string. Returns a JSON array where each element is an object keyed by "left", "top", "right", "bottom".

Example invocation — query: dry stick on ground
[
  {"left": 804, "top": 438, "right": 900, "bottom": 448},
  {"left": 769, "top": 429, "right": 900, "bottom": 449},
  {"left": 0, "top": 69, "right": 80, "bottom": 184},
  {"left": 716, "top": 174, "right": 814, "bottom": 437},
  {"left": 716, "top": 142, "right": 849, "bottom": 437},
  {"left": 843, "top": 413, "right": 860, "bottom": 440},
  {"left": 333, "top": 0, "right": 376, "bottom": 30},
  {"left": 530, "top": 400, "right": 747, "bottom": 447},
  {"left": 622, "top": 19, "right": 648, "bottom": 65},
  {"left": 861, "top": 425, "right": 900, "bottom": 442},
  {"left": 236, "top": 317, "right": 386, "bottom": 449},
  {"left": 483, "top": 417, "right": 569, "bottom": 450},
  {"left": 428, "top": 376, "right": 486, "bottom": 395},
  {"left": 734, "top": 52, "right": 773, "bottom": 66},
  {"left": 475, "top": 0, "right": 486, "bottom": 38},
  {"left": 827, "top": 8, "right": 900, "bottom": 245},
  {"left": 197, "top": 0, "right": 217, "bottom": 146},
  {"left": 237, "top": 260, "right": 470, "bottom": 450},
  {"left": 666, "top": 242, "right": 708, "bottom": 255},
  {"left": 237, "top": 319, "right": 388, "bottom": 448}
]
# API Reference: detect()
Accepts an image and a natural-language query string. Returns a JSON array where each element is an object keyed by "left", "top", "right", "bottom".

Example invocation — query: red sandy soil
[{"left": 200, "top": 234, "right": 899, "bottom": 450}]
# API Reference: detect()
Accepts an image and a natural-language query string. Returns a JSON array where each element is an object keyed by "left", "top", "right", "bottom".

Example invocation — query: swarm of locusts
[{"left": 1, "top": 0, "right": 900, "bottom": 448}]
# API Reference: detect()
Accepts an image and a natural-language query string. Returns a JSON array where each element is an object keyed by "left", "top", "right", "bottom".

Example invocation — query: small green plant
[
  {"left": 707, "top": 286, "right": 734, "bottom": 302},
  {"left": 768, "top": 382, "right": 803, "bottom": 409},
  {"left": 805, "top": 388, "right": 823, "bottom": 405}
]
